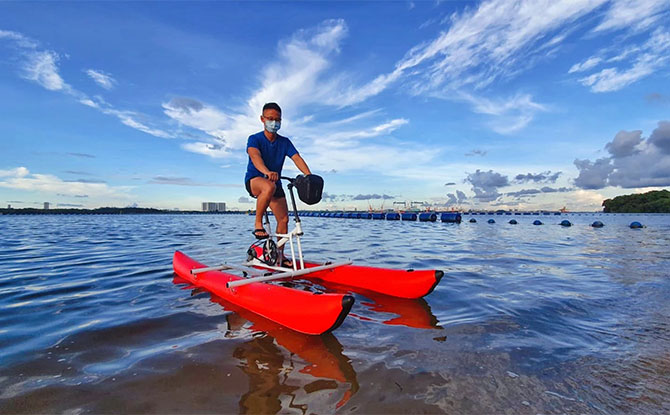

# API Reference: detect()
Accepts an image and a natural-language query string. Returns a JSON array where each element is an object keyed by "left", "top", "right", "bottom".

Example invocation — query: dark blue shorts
[{"left": 245, "top": 178, "right": 286, "bottom": 199}]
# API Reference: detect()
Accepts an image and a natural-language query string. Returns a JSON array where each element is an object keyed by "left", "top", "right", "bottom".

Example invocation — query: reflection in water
[
  {"left": 174, "top": 277, "right": 359, "bottom": 413},
  {"left": 315, "top": 280, "right": 441, "bottom": 330}
]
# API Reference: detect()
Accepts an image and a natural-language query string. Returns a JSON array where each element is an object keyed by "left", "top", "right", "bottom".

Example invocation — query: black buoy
[
  {"left": 469, "top": 218, "right": 477, "bottom": 223},
  {"left": 560, "top": 220, "right": 572, "bottom": 227},
  {"left": 630, "top": 221, "right": 643, "bottom": 229},
  {"left": 591, "top": 221, "right": 604, "bottom": 228},
  {"left": 509, "top": 219, "right": 518, "bottom": 224},
  {"left": 533, "top": 220, "right": 543, "bottom": 225},
  {"left": 488, "top": 219, "right": 495, "bottom": 224}
]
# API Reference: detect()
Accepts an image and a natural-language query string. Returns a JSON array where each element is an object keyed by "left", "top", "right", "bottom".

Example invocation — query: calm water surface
[{"left": 1, "top": 213, "right": 669, "bottom": 414}]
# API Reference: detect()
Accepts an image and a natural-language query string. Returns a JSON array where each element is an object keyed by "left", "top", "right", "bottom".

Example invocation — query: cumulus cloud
[
  {"left": 446, "top": 190, "right": 468, "bottom": 205},
  {"left": 238, "top": 196, "right": 253, "bottom": 203},
  {"left": 465, "top": 169, "right": 509, "bottom": 202},
  {"left": 605, "top": 130, "right": 643, "bottom": 157},
  {"left": 574, "top": 121, "right": 670, "bottom": 189},
  {"left": 515, "top": 171, "right": 562, "bottom": 183},
  {"left": 574, "top": 157, "right": 614, "bottom": 189}
]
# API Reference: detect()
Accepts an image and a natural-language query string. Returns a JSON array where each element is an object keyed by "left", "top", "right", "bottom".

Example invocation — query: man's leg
[
  {"left": 269, "top": 196, "right": 291, "bottom": 265},
  {"left": 269, "top": 196, "right": 289, "bottom": 235},
  {"left": 249, "top": 177, "right": 276, "bottom": 234}
]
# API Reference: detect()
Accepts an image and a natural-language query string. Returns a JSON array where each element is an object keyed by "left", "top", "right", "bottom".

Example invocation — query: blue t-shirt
[{"left": 244, "top": 131, "right": 298, "bottom": 186}]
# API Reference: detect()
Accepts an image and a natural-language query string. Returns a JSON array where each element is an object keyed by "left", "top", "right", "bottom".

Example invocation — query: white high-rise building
[
  {"left": 44, "top": 202, "right": 50, "bottom": 210},
  {"left": 202, "top": 202, "right": 226, "bottom": 212}
]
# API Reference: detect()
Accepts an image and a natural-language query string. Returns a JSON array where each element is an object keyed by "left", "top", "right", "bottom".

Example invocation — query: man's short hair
[{"left": 262, "top": 102, "right": 282, "bottom": 114}]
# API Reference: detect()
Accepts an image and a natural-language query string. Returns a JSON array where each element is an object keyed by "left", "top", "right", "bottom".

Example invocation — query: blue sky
[{"left": 1, "top": 0, "right": 669, "bottom": 211}]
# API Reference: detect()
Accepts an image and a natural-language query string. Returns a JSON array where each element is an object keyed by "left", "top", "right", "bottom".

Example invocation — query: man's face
[{"left": 261, "top": 109, "right": 282, "bottom": 124}]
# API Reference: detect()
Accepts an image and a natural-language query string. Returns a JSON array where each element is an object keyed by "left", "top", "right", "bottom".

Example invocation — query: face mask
[{"left": 264, "top": 119, "right": 281, "bottom": 133}]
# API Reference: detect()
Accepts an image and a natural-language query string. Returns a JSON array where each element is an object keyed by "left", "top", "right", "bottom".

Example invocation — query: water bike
[{"left": 173, "top": 174, "right": 444, "bottom": 335}]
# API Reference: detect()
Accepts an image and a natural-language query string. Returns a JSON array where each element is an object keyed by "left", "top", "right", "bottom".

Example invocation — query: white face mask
[{"left": 264, "top": 119, "right": 281, "bottom": 133}]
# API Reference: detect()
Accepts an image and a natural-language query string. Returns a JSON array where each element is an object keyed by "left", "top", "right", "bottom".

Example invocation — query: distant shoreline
[{"left": 0, "top": 207, "right": 246, "bottom": 215}]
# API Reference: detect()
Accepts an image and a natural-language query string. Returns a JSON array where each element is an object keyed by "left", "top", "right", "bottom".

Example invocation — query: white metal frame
[{"left": 190, "top": 175, "right": 351, "bottom": 289}]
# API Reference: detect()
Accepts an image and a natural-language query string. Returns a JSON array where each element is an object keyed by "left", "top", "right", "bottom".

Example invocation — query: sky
[{"left": 1, "top": 0, "right": 669, "bottom": 212}]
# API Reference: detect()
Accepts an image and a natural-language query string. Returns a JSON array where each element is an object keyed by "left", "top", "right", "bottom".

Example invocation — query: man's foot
[
  {"left": 281, "top": 258, "right": 293, "bottom": 268},
  {"left": 252, "top": 228, "right": 269, "bottom": 239}
]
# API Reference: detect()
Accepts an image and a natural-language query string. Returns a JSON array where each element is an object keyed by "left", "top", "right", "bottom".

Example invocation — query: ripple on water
[{"left": 0, "top": 213, "right": 669, "bottom": 413}]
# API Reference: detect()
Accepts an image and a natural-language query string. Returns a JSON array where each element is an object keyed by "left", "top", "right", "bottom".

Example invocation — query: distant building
[
  {"left": 7, "top": 204, "right": 11, "bottom": 209},
  {"left": 202, "top": 202, "right": 226, "bottom": 212},
  {"left": 44, "top": 202, "right": 50, "bottom": 210}
]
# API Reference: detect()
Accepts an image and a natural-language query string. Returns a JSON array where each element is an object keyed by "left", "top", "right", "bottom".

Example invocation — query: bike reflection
[{"left": 173, "top": 276, "right": 359, "bottom": 412}]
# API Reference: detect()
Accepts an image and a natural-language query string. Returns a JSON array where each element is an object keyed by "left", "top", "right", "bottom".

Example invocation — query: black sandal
[{"left": 252, "top": 228, "right": 269, "bottom": 239}]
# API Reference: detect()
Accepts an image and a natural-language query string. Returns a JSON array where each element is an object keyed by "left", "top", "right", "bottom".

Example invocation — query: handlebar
[{"left": 263, "top": 174, "right": 298, "bottom": 183}]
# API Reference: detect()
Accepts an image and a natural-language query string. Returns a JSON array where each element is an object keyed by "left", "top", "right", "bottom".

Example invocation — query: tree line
[{"left": 602, "top": 190, "right": 670, "bottom": 213}]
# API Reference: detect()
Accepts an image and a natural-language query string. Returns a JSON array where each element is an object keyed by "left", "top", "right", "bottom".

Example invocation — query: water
[{"left": 1, "top": 213, "right": 669, "bottom": 414}]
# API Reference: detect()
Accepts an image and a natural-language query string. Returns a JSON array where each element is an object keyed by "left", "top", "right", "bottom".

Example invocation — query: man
[{"left": 245, "top": 102, "right": 312, "bottom": 251}]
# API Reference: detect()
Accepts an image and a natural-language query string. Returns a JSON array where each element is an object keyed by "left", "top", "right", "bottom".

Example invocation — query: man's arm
[
  {"left": 290, "top": 153, "right": 312, "bottom": 176},
  {"left": 248, "top": 147, "right": 278, "bottom": 182}
]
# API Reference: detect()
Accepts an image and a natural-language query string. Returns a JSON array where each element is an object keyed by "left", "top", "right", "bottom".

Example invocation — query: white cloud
[
  {"left": 85, "top": 69, "right": 116, "bottom": 90},
  {"left": 0, "top": 167, "right": 30, "bottom": 178},
  {"left": 578, "top": 30, "right": 670, "bottom": 92},
  {"left": 0, "top": 167, "right": 131, "bottom": 199},
  {"left": 181, "top": 142, "right": 230, "bottom": 158},
  {"left": 3, "top": 30, "right": 172, "bottom": 139},
  {"left": 594, "top": 0, "right": 670, "bottom": 33},
  {"left": 458, "top": 92, "right": 547, "bottom": 134},
  {"left": 568, "top": 56, "right": 603, "bottom": 73},
  {"left": 0, "top": 29, "right": 38, "bottom": 48},
  {"left": 573, "top": 189, "right": 605, "bottom": 208},
  {"left": 575, "top": 24, "right": 670, "bottom": 92},
  {"left": 21, "top": 50, "right": 70, "bottom": 92},
  {"left": 392, "top": 0, "right": 607, "bottom": 93}
]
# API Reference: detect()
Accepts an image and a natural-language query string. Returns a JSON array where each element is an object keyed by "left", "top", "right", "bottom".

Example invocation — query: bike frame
[
  {"left": 255, "top": 176, "right": 305, "bottom": 271},
  {"left": 190, "top": 175, "right": 352, "bottom": 288}
]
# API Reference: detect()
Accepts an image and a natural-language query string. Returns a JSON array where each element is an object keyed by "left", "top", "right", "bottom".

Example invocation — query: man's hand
[{"left": 266, "top": 172, "right": 279, "bottom": 182}]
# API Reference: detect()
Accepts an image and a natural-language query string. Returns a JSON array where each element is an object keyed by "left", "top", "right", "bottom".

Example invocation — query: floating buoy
[
  {"left": 441, "top": 212, "right": 462, "bottom": 223},
  {"left": 487, "top": 219, "right": 495, "bottom": 224},
  {"left": 630, "top": 221, "right": 643, "bottom": 229},
  {"left": 560, "top": 220, "right": 572, "bottom": 227},
  {"left": 591, "top": 221, "right": 604, "bottom": 228},
  {"left": 469, "top": 218, "right": 477, "bottom": 223},
  {"left": 509, "top": 219, "right": 518, "bottom": 224},
  {"left": 401, "top": 212, "right": 417, "bottom": 221},
  {"left": 386, "top": 212, "right": 400, "bottom": 221},
  {"left": 419, "top": 212, "right": 437, "bottom": 222},
  {"left": 533, "top": 220, "right": 543, "bottom": 225}
]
